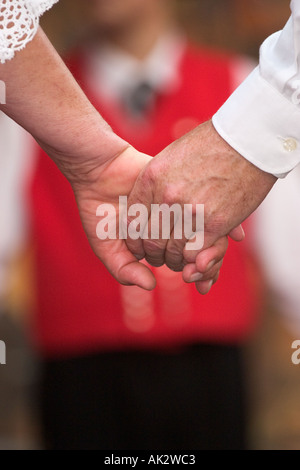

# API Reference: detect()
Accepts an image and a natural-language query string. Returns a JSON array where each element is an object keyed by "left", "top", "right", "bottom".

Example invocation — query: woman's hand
[{"left": 67, "top": 145, "right": 157, "bottom": 291}]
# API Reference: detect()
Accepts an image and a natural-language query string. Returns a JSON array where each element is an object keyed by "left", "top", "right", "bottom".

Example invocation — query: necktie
[{"left": 122, "top": 82, "right": 155, "bottom": 118}]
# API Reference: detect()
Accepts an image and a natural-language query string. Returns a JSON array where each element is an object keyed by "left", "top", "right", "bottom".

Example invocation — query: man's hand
[{"left": 126, "top": 120, "right": 277, "bottom": 294}]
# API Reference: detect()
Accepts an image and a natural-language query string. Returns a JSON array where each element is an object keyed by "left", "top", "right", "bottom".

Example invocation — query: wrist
[
  {"left": 209, "top": 119, "right": 277, "bottom": 225},
  {"left": 39, "top": 118, "right": 130, "bottom": 187},
  {"left": 0, "top": 28, "right": 129, "bottom": 186},
  {"left": 36, "top": 108, "right": 132, "bottom": 194}
]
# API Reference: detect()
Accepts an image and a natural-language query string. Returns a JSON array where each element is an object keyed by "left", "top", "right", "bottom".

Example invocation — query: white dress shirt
[
  {"left": 84, "top": 33, "right": 186, "bottom": 107},
  {"left": 213, "top": 0, "right": 300, "bottom": 178}
]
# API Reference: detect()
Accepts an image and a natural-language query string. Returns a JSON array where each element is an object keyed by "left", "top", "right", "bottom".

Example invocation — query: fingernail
[
  {"left": 134, "top": 253, "right": 144, "bottom": 260},
  {"left": 206, "top": 260, "right": 216, "bottom": 271},
  {"left": 207, "top": 280, "right": 213, "bottom": 292},
  {"left": 189, "top": 273, "right": 204, "bottom": 283}
]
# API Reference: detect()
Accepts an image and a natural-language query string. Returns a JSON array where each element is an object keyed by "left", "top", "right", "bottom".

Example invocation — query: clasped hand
[{"left": 72, "top": 120, "right": 276, "bottom": 295}]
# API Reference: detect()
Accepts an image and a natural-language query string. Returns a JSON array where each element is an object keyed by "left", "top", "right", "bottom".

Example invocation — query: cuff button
[{"left": 282, "top": 138, "right": 298, "bottom": 152}]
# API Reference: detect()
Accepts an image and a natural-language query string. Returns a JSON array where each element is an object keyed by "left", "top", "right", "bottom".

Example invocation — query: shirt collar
[{"left": 84, "top": 32, "right": 186, "bottom": 102}]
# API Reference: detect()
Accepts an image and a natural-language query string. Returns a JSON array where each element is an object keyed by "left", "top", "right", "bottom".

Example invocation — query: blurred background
[{"left": 1, "top": 0, "right": 300, "bottom": 450}]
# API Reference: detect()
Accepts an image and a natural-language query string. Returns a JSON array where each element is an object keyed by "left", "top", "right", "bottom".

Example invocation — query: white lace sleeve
[{"left": 0, "top": 0, "right": 59, "bottom": 64}]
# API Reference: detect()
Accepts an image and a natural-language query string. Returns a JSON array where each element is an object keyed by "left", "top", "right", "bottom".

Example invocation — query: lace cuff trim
[{"left": 0, "top": 0, "right": 59, "bottom": 64}]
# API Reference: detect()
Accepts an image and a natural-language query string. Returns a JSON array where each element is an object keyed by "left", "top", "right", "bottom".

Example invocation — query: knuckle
[
  {"left": 144, "top": 239, "right": 166, "bottom": 256},
  {"left": 162, "top": 184, "right": 183, "bottom": 206},
  {"left": 205, "top": 211, "right": 229, "bottom": 237},
  {"left": 143, "top": 159, "right": 161, "bottom": 187},
  {"left": 167, "top": 239, "right": 183, "bottom": 255},
  {"left": 166, "top": 245, "right": 184, "bottom": 271},
  {"left": 166, "top": 247, "right": 183, "bottom": 263}
]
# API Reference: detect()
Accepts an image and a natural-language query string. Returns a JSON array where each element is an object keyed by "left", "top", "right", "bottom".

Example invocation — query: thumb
[
  {"left": 117, "top": 259, "right": 156, "bottom": 291},
  {"left": 98, "top": 239, "right": 156, "bottom": 291}
]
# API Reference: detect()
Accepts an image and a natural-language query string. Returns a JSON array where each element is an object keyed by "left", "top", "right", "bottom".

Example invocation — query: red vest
[{"left": 30, "top": 45, "right": 262, "bottom": 358}]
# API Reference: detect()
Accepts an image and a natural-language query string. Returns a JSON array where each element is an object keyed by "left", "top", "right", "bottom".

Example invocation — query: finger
[
  {"left": 183, "top": 225, "right": 245, "bottom": 265},
  {"left": 183, "top": 260, "right": 223, "bottom": 283},
  {"left": 165, "top": 236, "right": 185, "bottom": 272},
  {"left": 195, "top": 279, "right": 214, "bottom": 296},
  {"left": 198, "top": 260, "right": 223, "bottom": 282},
  {"left": 165, "top": 206, "right": 203, "bottom": 272},
  {"left": 229, "top": 225, "right": 245, "bottom": 242},
  {"left": 164, "top": 215, "right": 186, "bottom": 271},
  {"left": 182, "top": 263, "right": 203, "bottom": 283},
  {"left": 167, "top": 203, "right": 205, "bottom": 270},
  {"left": 195, "top": 236, "right": 228, "bottom": 273},
  {"left": 125, "top": 167, "right": 153, "bottom": 260},
  {"left": 98, "top": 239, "right": 156, "bottom": 291},
  {"left": 143, "top": 239, "right": 168, "bottom": 267},
  {"left": 195, "top": 269, "right": 221, "bottom": 295},
  {"left": 118, "top": 258, "right": 156, "bottom": 290},
  {"left": 182, "top": 236, "right": 228, "bottom": 284},
  {"left": 125, "top": 213, "right": 146, "bottom": 261},
  {"left": 142, "top": 201, "right": 176, "bottom": 267}
]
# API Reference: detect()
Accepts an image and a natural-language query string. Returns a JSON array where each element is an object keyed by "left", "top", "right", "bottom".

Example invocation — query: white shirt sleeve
[
  {"left": 213, "top": 0, "right": 300, "bottom": 178},
  {"left": 0, "top": 0, "right": 59, "bottom": 64}
]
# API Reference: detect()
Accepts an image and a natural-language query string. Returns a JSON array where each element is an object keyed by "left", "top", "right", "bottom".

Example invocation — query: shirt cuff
[{"left": 212, "top": 67, "right": 300, "bottom": 178}]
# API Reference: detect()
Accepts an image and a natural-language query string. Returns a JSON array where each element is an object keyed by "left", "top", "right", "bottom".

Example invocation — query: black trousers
[{"left": 40, "top": 343, "right": 246, "bottom": 450}]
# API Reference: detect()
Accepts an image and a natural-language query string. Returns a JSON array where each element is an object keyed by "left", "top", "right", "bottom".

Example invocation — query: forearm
[{"left": 0, "top": 28, "right": 128, "bottom": 177}]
